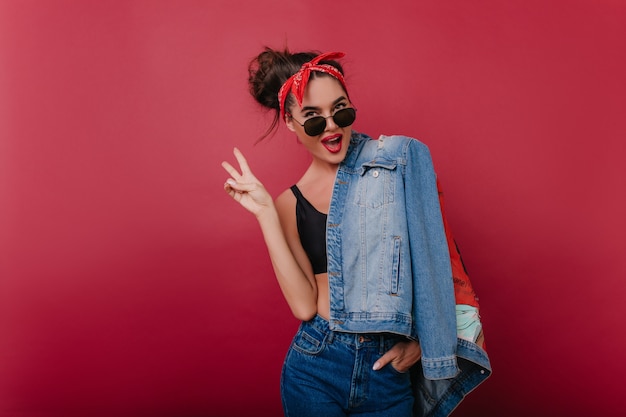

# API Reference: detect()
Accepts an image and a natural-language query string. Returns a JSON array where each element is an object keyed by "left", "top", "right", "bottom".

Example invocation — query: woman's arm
[{"left": 221, "top": 148, "right": 318, "bottom": 320}]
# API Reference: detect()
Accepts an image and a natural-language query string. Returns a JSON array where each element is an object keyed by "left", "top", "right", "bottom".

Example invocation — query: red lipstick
[{"left": 321, "top": 134, "right": 343, "bottom": 153}]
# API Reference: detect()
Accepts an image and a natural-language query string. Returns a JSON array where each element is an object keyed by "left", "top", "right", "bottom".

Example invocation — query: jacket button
[{"left": 372, "top": 170, "right": 379, "bottom": 178}]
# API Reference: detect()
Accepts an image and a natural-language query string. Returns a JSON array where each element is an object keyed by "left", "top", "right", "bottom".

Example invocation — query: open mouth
[{"left": 321, "top": 134, "right": 343, "bottom": 153}]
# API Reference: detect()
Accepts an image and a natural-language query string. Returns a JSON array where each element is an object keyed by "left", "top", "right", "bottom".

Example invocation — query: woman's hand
[
  {"left": 221, "top": 147, "right": 274, "bottom": 218},
  {"left": 373, "top": 340, "right": 422, "bottom": 373}
]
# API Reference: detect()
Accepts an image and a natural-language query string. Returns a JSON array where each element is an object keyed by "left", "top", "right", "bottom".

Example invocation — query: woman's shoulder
[
  {"left": 274, "top": 187, "right": 298, "bottom": 231},
  {"left": 275, "top": 186, "right": 296, "bottom": 210}
]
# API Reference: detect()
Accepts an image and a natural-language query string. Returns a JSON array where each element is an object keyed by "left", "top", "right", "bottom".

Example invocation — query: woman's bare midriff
[{"left": 315, "top": 273, "right": 331, "bottom": 320}]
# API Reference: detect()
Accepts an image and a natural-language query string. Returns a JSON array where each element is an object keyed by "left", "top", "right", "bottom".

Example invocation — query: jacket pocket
[
  {"left": 356, "top": 160, "right": 397, "bottom": 208},
  {"left": 390, "top": 236, "right": 401, "bottom": 295}
]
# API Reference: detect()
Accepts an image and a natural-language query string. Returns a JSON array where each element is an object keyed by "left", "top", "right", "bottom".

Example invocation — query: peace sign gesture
[{"left": 221, "top": 148, "right": 274, "bottom": 218}]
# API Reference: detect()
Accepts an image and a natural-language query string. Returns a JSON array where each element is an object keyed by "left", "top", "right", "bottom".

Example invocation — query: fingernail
[
  {"left": 372, "top": 362, "right": 381, "bottom": 371},
  {"left": 226, "top": 179, "right": 236, "bottom": 186}
]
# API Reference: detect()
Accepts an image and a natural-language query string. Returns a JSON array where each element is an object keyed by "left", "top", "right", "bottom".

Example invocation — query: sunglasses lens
[
  {"left": 333, "top": 108, "right": 356, "bottom": 127},
  {"left": 303, "top": 117, "right": 326, "bottom": 136},
  {"left": 301, "top": 108, "right": 357, "bottom": 136}
]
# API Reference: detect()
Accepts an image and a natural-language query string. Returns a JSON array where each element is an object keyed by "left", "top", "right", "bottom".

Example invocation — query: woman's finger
[
  {"left": 225, "top": 179, "right": 257, "bottom": 193},
  {"left": 372, "top": 344, "right": 400, "bottom": 371},
  {"left": 221, "top": 160, "right": 242, "bottom": 180},
  {"left": 233, "top": 147, "right": 253, "bottom": 176}
]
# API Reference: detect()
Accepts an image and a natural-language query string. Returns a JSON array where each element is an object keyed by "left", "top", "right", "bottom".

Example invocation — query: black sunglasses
[{"left": 288, "top": 108, "right": 357, "bottom": 136}]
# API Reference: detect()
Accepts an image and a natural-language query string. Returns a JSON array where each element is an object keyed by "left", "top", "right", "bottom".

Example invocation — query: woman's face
[{"left": 285, "top": 76, "right": 354, "bottom": 165}]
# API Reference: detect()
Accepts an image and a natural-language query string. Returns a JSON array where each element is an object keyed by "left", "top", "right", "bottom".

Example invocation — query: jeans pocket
[
  {"left": 291, "top": 327, "right": 327, "bottom": 356},
  {"left": 388, "top": 362, "right": 411, "bottom": 375}
]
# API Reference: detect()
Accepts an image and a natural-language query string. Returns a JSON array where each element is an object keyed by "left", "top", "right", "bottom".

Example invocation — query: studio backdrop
[{"left": 1, "top": 1, "right": 625, "bottom": 416}]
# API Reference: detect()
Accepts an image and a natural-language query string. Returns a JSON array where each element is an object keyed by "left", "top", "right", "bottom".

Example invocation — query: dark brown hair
[{"left": 247, "top": 47, "right": 345, "bottom": 141}]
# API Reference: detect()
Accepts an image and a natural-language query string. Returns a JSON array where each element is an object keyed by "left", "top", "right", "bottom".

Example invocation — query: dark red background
[{"left": 1, "top": 1, "right": 625, "bottom": 416}]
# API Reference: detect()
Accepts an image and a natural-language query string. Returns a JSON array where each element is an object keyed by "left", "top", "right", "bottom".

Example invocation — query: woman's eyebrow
[{"left": 300, "top": 96, "right": 348, "bottom": 112}]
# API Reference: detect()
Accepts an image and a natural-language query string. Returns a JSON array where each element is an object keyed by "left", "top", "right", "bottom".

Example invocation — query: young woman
[{"left": 222, "top": 48, "right": 491, "bottom": 417}]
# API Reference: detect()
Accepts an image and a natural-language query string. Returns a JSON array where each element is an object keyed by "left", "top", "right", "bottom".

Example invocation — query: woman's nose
[{"left": 324, "top": 114, "right": 338, "bottom": 131}]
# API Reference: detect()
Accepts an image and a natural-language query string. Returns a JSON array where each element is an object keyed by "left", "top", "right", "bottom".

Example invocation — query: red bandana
[{"left": 278, "top": 52, "right": 347, "bottom": 121}]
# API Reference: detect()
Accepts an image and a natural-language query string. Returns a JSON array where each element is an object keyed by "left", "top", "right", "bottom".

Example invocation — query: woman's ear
[{"left": 285, "top": 115, "right": 296, "bottom": 132}]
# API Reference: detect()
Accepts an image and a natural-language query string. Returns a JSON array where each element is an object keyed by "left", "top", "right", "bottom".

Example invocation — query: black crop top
[{"left": 290, "top": 185, "right": 328, "bottom": 274}]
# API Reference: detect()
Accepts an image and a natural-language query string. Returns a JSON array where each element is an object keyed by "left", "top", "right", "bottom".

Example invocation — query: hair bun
[{"left": 249, "top": 48, "right": 300, "bottom": 110}]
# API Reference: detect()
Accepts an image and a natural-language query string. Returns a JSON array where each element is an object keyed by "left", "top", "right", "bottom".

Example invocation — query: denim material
[
  {"left": 325, "top": 132, "right": 492, "bottom": 416},
  {"left": 410, "top": 340, "right": 491, "bottom": 417},
  {"left": 281, "top": 315, "right": 414, "bottom": 417},
  {"left": 327, "top": 132, "right": 458, "bottom": 379}
]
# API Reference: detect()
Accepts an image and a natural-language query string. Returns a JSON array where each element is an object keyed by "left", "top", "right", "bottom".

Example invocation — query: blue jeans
[{"left": 281, "top": 315, "right": 414, "bottom": 417}]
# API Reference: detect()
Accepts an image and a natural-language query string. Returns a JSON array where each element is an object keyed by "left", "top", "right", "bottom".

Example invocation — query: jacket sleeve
[{"left": 404, "top": 138, "right": 459, "bottom": 380}]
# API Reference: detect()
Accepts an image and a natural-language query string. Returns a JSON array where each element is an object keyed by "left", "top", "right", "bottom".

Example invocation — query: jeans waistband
[{"left": 303, "top": 315, "right": 405, "bottom": 353}]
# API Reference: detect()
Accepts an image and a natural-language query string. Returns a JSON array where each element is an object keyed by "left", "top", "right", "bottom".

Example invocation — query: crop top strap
[{"left": 290, "top": 184, "right": 305, "bottom": 202}]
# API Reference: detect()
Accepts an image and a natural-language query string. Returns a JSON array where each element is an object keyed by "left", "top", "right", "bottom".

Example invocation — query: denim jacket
[{"left": 326, "top": 132, "right": 491, "bottom": 416}]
